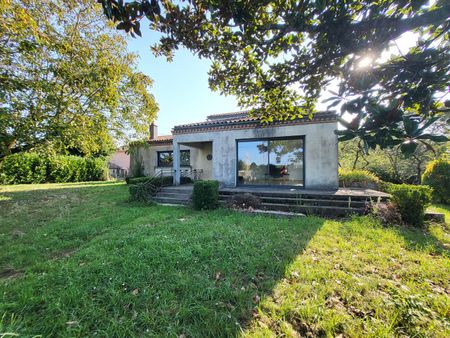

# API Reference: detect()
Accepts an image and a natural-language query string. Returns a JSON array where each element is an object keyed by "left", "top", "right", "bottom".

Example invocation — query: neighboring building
[
  {"left": 109, "top": 148, "right": 130, "bottom": 179},
  {"left": 130, "top": 111, "right": 338, "bottom": 189}
]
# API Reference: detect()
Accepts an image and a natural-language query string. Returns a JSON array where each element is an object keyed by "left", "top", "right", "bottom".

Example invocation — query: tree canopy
[
  {"left": 98, "top": 0, "right": 449, "bottom": 154},
  {"left": 0, "top": 0, "right": 158, "bottom": 158}
]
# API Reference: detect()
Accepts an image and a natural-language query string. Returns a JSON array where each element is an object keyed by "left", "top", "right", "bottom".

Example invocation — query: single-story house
[{"left": 130, "top": 111, "right": 338, "bottom": 189}]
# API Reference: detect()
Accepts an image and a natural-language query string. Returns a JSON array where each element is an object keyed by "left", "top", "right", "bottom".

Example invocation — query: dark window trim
[
  {"left": 157, "top": 150, "right": 191, "bottom": 168},
  {"left": 235, "top": 135, "right": 306, "bottom": 189}
]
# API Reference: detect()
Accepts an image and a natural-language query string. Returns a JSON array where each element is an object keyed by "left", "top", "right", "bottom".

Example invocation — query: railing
[
  {"left": 153, "top": 167, "right": 204, "bottom": 183},
  {"left": 180, "top": 168, "right": 203, "bottom": 181}
]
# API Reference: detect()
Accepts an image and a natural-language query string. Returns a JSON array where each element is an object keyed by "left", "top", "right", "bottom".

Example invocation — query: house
[
  {"left": 130, "top": 111, "right": 338, "bottom": 190},
  {"left": 108, "top": 148, "right": 130, "bottom": 179}
]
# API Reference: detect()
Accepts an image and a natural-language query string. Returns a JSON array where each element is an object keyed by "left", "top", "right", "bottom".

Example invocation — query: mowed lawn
[{"left": 0, "top": 182, "right": 449, "bottom": 337}]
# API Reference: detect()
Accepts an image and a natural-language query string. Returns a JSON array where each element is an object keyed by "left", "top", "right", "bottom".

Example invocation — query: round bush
[
  {"left": 389, "top": 184, "right": 432, "bottom": 227},
  {"left": 192, "top": 180, "right": 219, "bottom": 210},
  {"left": 422, "top": 159, "right": 450, "bottom": 204}
]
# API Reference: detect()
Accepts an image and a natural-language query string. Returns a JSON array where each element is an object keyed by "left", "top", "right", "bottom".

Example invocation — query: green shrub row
[
  {"left": 422, "top": 159, "right": 450, "bottom": 204},
  {"left": 339, "top": 169, "right": 380, "bottom": 189},
  {"left": 388, "top": 184, "right": 432, "bottom": 227},
  {"left": 192, "top": 180, "right": 219, "bottom": 210},
  {"left": 0, "top": 153, "right": 108, "bottom": 184}
]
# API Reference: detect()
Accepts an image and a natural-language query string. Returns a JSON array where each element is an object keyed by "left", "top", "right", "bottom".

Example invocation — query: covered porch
[{"left": 172, "top": 140, "right": 213, "bottom": 185}]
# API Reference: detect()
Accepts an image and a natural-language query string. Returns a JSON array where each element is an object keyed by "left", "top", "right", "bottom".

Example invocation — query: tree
[
  {"left": 339, "top": 138, "right": 449, "bottom": 183},
  {"left": 97, "top": 0, "right": 449, "bottom": 154},
  {"left": 0, "top": 0, "right": 158, "bottom": 158}
]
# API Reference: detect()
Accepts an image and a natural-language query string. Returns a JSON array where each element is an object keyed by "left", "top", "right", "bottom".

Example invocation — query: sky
[{"left": 126, "top": 26, "right": 240, "bottom": 136}]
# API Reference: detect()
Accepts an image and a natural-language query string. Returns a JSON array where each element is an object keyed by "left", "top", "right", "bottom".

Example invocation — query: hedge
[
  {"left": 338, "top": 169, "right": 380, "bottom": 189},
  {"left": 0, "top": 153, "right": 108, "bottom": 184},
  {"left": 389, "top": 184, "right": 432, "bottom": 227},
  {"left": 422, "top": 159, "right": 450, "bottom": 204},
  {"left": 192, "top": 180, "right": 219, "bottom": 210}
]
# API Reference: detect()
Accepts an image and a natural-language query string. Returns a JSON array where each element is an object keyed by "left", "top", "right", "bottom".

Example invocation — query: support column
[{"left": 173, "top": 141, "right": 181, "bottom": 185}]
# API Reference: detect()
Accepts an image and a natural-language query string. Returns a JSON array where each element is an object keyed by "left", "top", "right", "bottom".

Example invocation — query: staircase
[
  {"left": 154, "top": 185, "right": 193, "bottom": 205},
  {"left": 219, "top": 188, "right": 389, "bottom": 216}
]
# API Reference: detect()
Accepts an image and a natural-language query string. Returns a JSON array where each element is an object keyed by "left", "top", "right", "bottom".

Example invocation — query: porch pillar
[{"left": 173, "top": 141, "right": 181, "bottom": 185}]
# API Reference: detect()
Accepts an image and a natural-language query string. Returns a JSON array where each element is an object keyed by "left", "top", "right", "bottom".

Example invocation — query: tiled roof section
[
  {"left": 173, "top": 111, "right": 337, "bottom": 135},
  {"left": 206, "top": 111, "right": 248, "bottom": 121},
  {"left": 147, "top": 135, "right": 173, "bottom": 144}
]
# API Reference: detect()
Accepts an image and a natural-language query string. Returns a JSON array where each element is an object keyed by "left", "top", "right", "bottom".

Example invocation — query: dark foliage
[
  {"left": 226, "top": 193, "right": 261, "bottom": 210},
  {"left": 192, "top": 180, "right": 219, "bottom": 210},
  {"left": 370, "top": 202, "right": 403, "bottom": 226}
]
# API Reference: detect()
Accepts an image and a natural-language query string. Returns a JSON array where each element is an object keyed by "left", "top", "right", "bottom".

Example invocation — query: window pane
[
  {"left": 180, "top": 150, "right": 190, "bottom": 166},
  {"left": 158, "top": 152, "right": 173, "bottom": 167},
  {"left": 268, "top": 139, "right": 304, "bottom": 186},
  {"left": 237, "top": 140, "right": 268, "bottom": 185}
]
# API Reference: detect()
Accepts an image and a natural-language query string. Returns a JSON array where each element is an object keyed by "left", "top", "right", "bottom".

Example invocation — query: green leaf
[
  {"left": 416, "top": 134, "right": 449, "bottom": 142},
  {"left": 400, "top": 141, "right": 418, "bottom": 156}
]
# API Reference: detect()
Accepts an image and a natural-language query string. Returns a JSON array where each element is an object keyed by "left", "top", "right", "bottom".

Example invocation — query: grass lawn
[{"left": 0, "top": 182, "right": 449, "bottom": 337}]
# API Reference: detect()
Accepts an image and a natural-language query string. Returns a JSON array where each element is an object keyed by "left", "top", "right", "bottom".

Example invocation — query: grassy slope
[{"left": 0, "top": 182, "right": 448, "bottom": 337}]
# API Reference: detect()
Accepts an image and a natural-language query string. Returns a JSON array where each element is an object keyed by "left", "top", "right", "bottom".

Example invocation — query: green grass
[{"left": 0, "top": 182, "right": 449, "bottom": 337}]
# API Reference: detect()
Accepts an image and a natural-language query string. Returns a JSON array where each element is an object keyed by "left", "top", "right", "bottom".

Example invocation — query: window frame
[
  {"left": 157, "top": 150, "right": 191, "bottom": 168},
  {"left": 236, "top": 136, "right": 305, "bottom": 188}
]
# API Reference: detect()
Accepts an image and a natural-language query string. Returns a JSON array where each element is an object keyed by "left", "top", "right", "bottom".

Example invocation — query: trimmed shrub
[
  {"left": 226, "top": 193, "right": 261, "bottom": 210},
  {"left": 192, "top": 180, "right": 219, "bottom": 210},
  {"left": 339, "top": 169, "right": 380, "bottom": 189},
  {"left": 129, "top": 181, "right": 158, "bottom": 202},
  {"left": 389, "top": 184, "right": 432, "bottom": 227},
  {"left": 422, "top": 159, "right": 450, "bottom": 204},
  {"left": 0, "top": 153, "right": 108, "bottom": 184}
]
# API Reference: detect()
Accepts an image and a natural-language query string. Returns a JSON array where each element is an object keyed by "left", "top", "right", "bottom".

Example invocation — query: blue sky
[{"left": 126, "top": 27, "right": 240, "bottom": 136}]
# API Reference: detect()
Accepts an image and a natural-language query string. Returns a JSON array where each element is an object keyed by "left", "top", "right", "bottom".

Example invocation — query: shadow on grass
[
  {"left": 0, "top": 182, "right": 325, "bottom": 337},
  {"left": 394, "top": 224, "right": 450, "bottom": 257}
]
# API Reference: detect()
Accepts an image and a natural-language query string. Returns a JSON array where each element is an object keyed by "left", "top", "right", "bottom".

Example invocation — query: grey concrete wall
[
  {"left": 174, "top": 121, "right": 338, "bottom": 189},
  {"left": 187, "top": 142, "right": 213, "bottom": 180}
]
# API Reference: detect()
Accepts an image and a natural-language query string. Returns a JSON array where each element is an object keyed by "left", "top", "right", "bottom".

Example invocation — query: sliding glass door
[{"left": 237, "top": 137, "right": 304, "bottom": 186}]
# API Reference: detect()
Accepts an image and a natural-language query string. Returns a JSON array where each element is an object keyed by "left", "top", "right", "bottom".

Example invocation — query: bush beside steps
[{"left": 192, "top": 180, "right": 219, "bottom": 210}]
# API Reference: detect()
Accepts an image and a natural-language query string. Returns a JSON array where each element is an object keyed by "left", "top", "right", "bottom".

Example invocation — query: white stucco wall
[{"left": 173, "top": 121, "right": 338, "bottom": 189}]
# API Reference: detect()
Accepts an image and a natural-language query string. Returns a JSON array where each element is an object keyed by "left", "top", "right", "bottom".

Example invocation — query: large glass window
[
  {"left": 237, "top": 138, "right": 304, "bottom": 186},
  {"left": 157, "top": 150, "right": 190, "bottom": 167}
]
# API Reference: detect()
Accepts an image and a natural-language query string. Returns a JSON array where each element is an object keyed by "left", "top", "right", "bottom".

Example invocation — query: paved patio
[{"left": 165, "top": 184, "right": 390, "bottom": 198}]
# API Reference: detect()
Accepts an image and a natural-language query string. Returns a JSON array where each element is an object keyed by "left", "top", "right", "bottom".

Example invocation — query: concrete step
[
  {"left": 157, "top": 192, "right": 192, "bottom": 199},
  {"left": 258, "top": 202, "right": 364, "bottom": 216},
  {"left": 154, "top": 197, "right": 190, "bottom": 205},
  {"left": 219, "top": 194, "right": 367, "bottom": 207}
]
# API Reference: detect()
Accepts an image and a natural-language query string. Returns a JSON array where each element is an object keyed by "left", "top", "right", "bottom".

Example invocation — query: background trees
[
  {"left": 0, "top": 0, "right": 158, "bottom": 158},
  {"left": 98, "top": 0, "right": 448, "bottom": 153}
]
